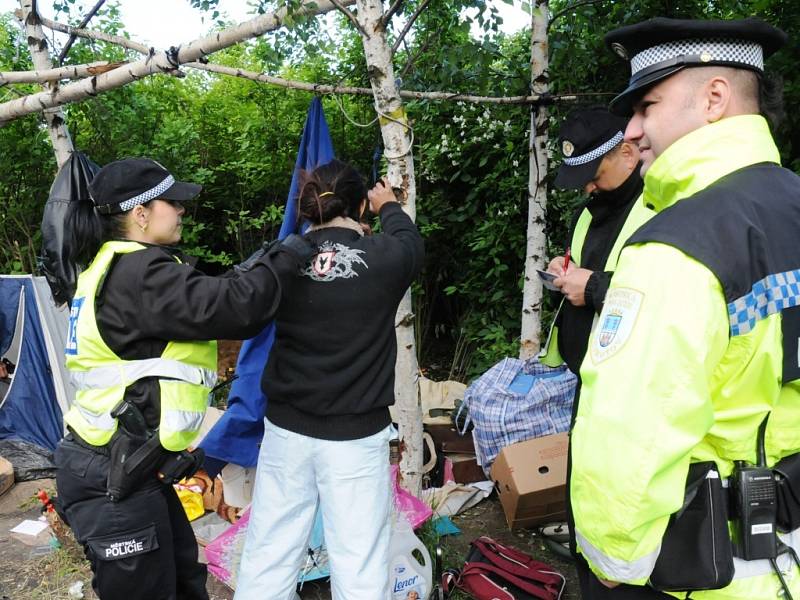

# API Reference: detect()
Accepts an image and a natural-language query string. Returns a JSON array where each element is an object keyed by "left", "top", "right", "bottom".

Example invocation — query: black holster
[{"left": 106, "top": 430, "right": 167, "bottom": 502}]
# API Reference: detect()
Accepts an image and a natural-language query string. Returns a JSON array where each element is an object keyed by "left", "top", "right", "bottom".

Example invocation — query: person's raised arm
[
  {"left": 134, "top": 238, "right": 314, "bottom": 341},
  {"left": 368, "top": 177, "right": 424, "bottom": 285}
]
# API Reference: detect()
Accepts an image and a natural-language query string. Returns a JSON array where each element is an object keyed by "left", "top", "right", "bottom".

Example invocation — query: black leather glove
[
  {"left": 233, "top": 244, "right": 269, "bottom": 274},
  {"left": 273, "top": 233, "right": 316, "bottom": 264},
  {"left": 157, "top": 448, "right": 205, "bottom": 485}
]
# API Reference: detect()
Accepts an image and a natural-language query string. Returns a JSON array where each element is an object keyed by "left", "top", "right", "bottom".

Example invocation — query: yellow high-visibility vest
[
  {"left": 540, "top": 195, "right": 653, "bottom": 368},
  {"left": 64, "top": 240, "right": 217, "bottom": 451}
]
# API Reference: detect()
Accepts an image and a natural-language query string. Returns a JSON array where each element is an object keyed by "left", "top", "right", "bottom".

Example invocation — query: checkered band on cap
[
  {"left": 631, "top": 38, "right": 764, "bottom": 76},
  {"left": 728, "top": 269, "right": 800, "bottom": 336},
  {"left": 117, "top": 175, "right": 175, "bottom": 212},
  {"left": 563, "top": 131, "right": 624, "bottom": 166}
]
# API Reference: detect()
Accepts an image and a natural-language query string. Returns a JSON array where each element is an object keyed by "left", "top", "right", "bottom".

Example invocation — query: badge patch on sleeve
[
  {"left": 590, "top": 287, "right": 644, "bottom": 364},
  {"left": 87, "top": 524, "right": 159, "bottom": 561},
  {"left": 65, "top": 296, "right": 84, "bottom": 356}
]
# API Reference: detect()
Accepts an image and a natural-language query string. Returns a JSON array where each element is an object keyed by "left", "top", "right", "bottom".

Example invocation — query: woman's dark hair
[
  {"left": 296, "top": 159, "right": 367, "bottom": 225},
  {"left": 68, "top": 198, "right": 131, "bottom": 268}
]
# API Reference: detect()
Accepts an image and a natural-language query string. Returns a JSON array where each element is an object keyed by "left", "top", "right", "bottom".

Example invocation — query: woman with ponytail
[
  {"left": 54, "top": 157, "right": 314, "bottom": 600},
  {"left": 236, "top": 159, "right": 424, "bottom": 600}
]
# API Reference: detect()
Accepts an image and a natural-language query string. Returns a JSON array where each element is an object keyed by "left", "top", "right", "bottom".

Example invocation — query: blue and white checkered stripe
[
  {"left": 563, "top": 132, "right": 624, "bottom": 166},
  {"left": 728, "top": 269, "right": 800, "bottom": 336},
  {"left": 117, "top": 175, "right": 175, "bottom": 212}
]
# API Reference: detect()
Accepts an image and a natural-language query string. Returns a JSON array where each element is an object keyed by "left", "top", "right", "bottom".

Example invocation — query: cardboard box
[
  {"left": 0, "top": 456, "right": 13, "bottom": 497},
  {"left": 490, "top": 433, "right": 569, "bottom": 530}
]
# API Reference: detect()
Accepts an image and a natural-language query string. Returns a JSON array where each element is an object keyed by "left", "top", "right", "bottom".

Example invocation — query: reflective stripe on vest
[
  {"left": 161, "top": 409, "right": 206, "bottom": 435},
  {"left": 73, "top": 402, "right": 117, "bottom": 434},
  {"left": 540, "top": 197, "right": 654, "bottom": 367},
  {"left": 64, "top": 240, "right": 217, "bottom": 451},
  {"left": 70, "top": 358, "right": 217, "bottom": 390}
]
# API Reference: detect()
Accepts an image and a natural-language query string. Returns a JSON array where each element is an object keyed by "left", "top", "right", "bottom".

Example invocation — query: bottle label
[{"left": 391, "top": 560, "right": 426, "bottom": 599}]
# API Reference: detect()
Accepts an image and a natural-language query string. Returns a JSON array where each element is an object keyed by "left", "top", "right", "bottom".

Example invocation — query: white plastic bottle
[{"left": 388, "top": 515, "right": 432, "bottom": 600}]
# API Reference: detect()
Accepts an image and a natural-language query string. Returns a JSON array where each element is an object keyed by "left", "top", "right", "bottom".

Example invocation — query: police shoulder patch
[{"left": 590, "top": 287, "right": 644, "bottom": 364}]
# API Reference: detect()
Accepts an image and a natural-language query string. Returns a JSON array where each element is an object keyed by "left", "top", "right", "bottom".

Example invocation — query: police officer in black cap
[
  {"left": 570, "top": 17, "right": 800, "bottom": 599},
  {"left": 54, "top": 157, "right": 315, "bottom": 600},
  {"left": 541, "top": 107, "right": 652, "bottom": 378},
  {"left": 540, "top": 108, "right": 653, "bottom": 600}
]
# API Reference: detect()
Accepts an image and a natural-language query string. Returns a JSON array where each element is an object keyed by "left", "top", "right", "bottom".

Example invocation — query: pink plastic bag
[
  {"left": 204, "top": 508, "right": 250, "bottom": 587},
  {"left": 392, "top": 464, "right": 433, "bottom": 529},
  {"left": 205, "top": 466, "right": 431, "bottom": 587}
]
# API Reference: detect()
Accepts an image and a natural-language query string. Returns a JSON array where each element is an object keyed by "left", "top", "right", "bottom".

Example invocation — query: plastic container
[{"left": 388, "top": 516, "right": 432, "bottom": 600}]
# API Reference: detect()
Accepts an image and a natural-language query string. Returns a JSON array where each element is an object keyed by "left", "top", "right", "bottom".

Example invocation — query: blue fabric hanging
[{"left": 201, "top": 97, "right": 335, "bottom": 475}]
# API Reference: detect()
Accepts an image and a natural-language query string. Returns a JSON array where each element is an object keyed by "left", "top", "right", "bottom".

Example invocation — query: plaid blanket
[{"left": 461, "top": 357, "right": 577, "bottom": 473}]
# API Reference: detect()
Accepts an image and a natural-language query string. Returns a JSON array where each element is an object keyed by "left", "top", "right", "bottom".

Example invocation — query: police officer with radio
[
  {"left": 570, "top": 17, "right": 800, "bottom": 599},
  {"left": 53, "top": 158, "right": 314, "bottom": 600}
]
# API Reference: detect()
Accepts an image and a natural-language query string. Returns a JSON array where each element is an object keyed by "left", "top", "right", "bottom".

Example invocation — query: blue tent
[
  {"left": 200, "top": 97, "right": 335, "bottom": 472},
  {"left": 0, "top": 276, "right": 74, "bottom": 450}
]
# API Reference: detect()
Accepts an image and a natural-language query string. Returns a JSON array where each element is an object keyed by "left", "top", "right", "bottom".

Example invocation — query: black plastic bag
[
  {"left": 649, "top": 461, "right": 734, "bottom": 592},
  {"left": 39, "top": 152, "right": 100, "bottom": 306},
  {"left": 0, "top": 439, "right": 56, "bottom": 481}
]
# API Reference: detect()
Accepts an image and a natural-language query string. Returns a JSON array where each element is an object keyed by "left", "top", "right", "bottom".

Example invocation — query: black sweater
[
  {"left": 556, "top": 169, "right": 643, "bottom": 375},
  {"left": 263, "top": 202, "right": 425, "bottom": 441}
]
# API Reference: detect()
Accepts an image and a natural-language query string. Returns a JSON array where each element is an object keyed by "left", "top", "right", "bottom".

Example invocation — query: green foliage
[{"left": 1, "top": 0, "right": 799, "bottom": 382}]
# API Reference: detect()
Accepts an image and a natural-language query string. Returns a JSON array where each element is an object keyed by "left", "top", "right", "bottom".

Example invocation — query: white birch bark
[
  {"left": 0, "top": 60, "right": 124, "bottom": 84},
  {"left": 0, "top": 0, "right": 351, "bottom": 122},
  {"left": 20, "top": 0, "right": 73, "bottom": 169},
  {"left": 354, "top": 0, "right": 422, "bottom": 494},
  {"left": 21, "top": 16, "right": 567, "bottom": 107},
  {"left": 520, "top": 1, "right": 549, "bottom": 359}
]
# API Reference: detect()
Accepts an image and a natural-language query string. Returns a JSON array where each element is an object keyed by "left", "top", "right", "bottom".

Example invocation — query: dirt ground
[{"left": 0, "top": 476, "right": 577, "bottom": 600}]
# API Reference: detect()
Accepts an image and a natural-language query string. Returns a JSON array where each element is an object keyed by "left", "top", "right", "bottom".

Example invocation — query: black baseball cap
[
  {"left": 89, "top": 158, "right": 202, "bottom": 215},
  {"left": 554, "top": 108, "right": 629, "bottom": 190},
  {"left": 605, "top": 17, "right": 787, "bottom": 116}
]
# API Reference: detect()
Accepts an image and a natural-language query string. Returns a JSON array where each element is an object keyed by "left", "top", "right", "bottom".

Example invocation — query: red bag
[{"left": 442, "top": 536, "right": 564, "bottom": 600}]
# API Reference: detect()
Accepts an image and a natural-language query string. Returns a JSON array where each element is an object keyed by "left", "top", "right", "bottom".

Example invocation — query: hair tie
[{"left": 319, "top": 191, "right": 334, "bottom": 197}]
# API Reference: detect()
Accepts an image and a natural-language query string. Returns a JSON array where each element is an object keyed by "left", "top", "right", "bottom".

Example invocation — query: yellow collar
[{"left": 643, "top": 115, "right": 780, "bottom": 212}]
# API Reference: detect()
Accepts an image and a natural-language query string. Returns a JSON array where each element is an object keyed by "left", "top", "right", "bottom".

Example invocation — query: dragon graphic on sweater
[{"left": 303, "top": 241, "right": 368, "bottom": 282}]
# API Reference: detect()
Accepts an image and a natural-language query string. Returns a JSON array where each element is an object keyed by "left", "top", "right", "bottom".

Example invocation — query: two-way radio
[
  {"left": 730, "top": 418, "right": 778, "bottom": 560},
  {"left": 730, "top": 415, "right": 800, "bottom": 599}
]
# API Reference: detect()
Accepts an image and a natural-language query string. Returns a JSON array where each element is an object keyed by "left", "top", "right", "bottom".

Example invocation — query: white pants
[{"left": 234, "top": 418, "right": 393, "bottom": 600}]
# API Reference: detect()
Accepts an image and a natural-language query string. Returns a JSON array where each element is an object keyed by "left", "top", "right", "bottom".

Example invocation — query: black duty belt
[{"left": 65, "top": 429, "right": 110, "bottom": 457}]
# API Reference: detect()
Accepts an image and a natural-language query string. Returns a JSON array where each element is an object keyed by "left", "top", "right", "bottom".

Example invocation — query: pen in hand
[{"left": 563, "top": 247, "right": 571, "bottom": 274}]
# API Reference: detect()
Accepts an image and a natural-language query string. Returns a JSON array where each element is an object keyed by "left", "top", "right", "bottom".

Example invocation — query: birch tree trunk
[
  {"left": 354, "top": 0, "right": 422, "bottom": 494},
  {"left": 520, "top": 1, "right": 549, "bottom": 360},
  {"left": 20, "top": 0, "right": 74, "bottom": 169}
]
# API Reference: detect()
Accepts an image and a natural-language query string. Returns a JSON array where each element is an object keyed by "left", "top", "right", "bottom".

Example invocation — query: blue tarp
[
  {"left": 0, "top": 278, "right": 63, "bottom": 450},
  {"left": 201, "top": 97, "right": 335, "bottom": 474}
]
